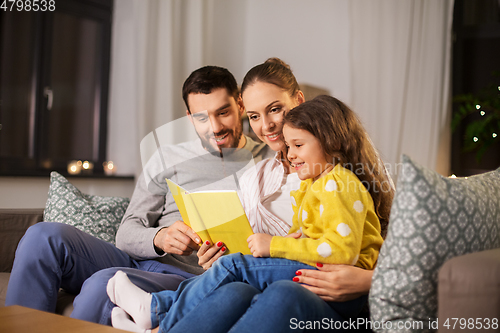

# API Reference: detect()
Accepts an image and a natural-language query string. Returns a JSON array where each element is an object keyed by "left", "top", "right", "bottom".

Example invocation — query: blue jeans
[
  {"left": 169, "top": 281, "right": 367, "bottom": 333},
  {"left": 5, "top": 222, "right": 195, "bottom": 325},
  {"left": 151, "top": 253, "right": 367, "bottom": 332}
]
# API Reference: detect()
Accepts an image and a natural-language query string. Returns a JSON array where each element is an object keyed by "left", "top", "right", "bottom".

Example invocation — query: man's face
[{"left": 187, "top": 88, "right": 244, "bottom": 153}]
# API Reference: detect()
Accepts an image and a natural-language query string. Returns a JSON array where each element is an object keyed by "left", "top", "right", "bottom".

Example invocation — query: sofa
[
  {"left": 1, "top": 157, "right": 500, "bottom": 333},
  {"left": 0, "top": 208, "right": 75, "bottom": 316},
  {"left": 1, "top": 207, "right": 500, "bottom": 331}
]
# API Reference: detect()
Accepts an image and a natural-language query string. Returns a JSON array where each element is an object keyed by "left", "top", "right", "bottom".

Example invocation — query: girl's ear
[
  {"left": 328, "top": 144, "right": 342, "bottom": 163},
  {"left": 325, "top": 152, "right": 335, "bottom": 165}
]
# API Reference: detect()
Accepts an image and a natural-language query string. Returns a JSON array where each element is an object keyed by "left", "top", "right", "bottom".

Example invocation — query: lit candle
[
  {"left": 81, "top": 161, "right": 94, "bottom": 174},
  {"left": 67, "top": 160, "right": 82, "bottom": 175},
  {"left": 103, "top": 161, "right": 116, "bottom": 175}
]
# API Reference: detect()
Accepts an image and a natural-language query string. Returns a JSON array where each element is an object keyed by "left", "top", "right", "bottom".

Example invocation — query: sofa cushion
[
  {"left": 0, "top": 272, "right": 10, "bottom": 306},
  {"left": 44, "top": 172, "right": 130, "bottom": 245},
  {"left": 369, "top": 155, "right": 500, "bottom": 332}
]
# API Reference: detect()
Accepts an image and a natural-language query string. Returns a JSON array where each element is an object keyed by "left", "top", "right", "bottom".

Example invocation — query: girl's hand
[
  {"left": 247, "top": 233, "right": 273, "bottom": 257},
  {"left": 197, "top": 240, "right": 226, "bottom": 270},
  {"left": 285, "top": 231, "right": 302, "bottom": 239},
  {"left": 293, "top": 264, "right": 373, "bottom": 302}
]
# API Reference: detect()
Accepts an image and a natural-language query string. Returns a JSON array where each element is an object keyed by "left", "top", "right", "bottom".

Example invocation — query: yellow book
[{"left": 166, "top": 179, "right": 253, "bottom": 255}]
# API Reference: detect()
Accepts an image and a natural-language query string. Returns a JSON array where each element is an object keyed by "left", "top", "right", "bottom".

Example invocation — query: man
[{"left": 6, "top": 66, "right": 273, "bottom": 325}]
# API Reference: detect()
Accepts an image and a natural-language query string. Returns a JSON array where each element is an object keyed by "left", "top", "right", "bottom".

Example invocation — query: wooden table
[{"left": 0, "top": 305, "right": 128, "bottom": 332}]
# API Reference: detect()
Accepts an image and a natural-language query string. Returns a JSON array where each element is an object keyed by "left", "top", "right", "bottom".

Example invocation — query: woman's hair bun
[{"left": 264, "top": 57, "right": 291, "bottom": 70}]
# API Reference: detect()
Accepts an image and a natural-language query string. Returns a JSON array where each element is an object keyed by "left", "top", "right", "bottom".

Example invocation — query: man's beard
[{"left": 200, "top": 122, "right": 243, "bottom": 157}]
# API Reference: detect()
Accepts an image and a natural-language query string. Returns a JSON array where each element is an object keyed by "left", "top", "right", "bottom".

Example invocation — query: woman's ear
[{"left": 296, "top": 90, "right": 305, "bottom": 105}]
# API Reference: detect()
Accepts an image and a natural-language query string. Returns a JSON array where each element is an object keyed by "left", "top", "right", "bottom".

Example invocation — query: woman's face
[{"left": 242, "top": 82, "right": 304, "bottom": 152}]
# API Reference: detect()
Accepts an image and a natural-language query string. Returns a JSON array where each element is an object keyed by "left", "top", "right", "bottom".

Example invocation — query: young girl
[{"left": 107, "top": 95, "right": 388, "bottom": 333}]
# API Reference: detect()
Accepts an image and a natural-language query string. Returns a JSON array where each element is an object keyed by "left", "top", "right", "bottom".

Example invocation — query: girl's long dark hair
[{"left": 284, "top": 95, "right": 394, "bottom": 237}]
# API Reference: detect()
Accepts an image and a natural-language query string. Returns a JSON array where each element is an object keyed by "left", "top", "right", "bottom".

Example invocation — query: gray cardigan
[{"left": 116, "top": 136, "right": 273, "bottom": 275}]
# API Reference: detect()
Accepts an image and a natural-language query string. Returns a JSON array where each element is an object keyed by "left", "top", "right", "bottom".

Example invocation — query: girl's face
[
  {"left": 283, "top": 124, "right": 333, "bottom": 182},
  {"left": 242, "top": 82, "right": 304, "bottom": 152}
]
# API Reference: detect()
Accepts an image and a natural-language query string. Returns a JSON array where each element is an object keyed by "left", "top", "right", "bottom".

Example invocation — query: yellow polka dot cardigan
[{"left": 269, "top": 164, "right": 383, "bottom": 269}]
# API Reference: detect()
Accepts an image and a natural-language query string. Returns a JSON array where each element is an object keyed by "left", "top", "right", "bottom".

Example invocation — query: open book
[{"left": 166, "top": 179, "right": 253, "bottom": 255}]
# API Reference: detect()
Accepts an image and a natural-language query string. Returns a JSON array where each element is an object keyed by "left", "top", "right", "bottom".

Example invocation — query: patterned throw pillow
[
  {"left": 369, "top": 155, "right": 500, "bottom": 332},
  {"left": 44, "top": 171, "right": 130, "bottom": 245}
]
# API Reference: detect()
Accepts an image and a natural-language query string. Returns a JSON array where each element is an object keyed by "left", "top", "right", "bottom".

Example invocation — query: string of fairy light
[{"left": 471, "top": 85, "right": 500, "bottom": 143}]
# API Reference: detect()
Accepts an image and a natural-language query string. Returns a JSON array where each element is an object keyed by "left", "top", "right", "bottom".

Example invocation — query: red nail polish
[
  {"left": 205, "top": 240, "right": 210, "bottom": 246},
  {"left": 221, "top": 246, "right": 226, "bottom": 252},
  {"left": 216, "top": 241, "right": 223, "bottom": 247},
  {"left": 316, "top": 263, "right": 323, "bottom": 268},
  {"left": 292, "top": 277, "right": 300, "bottom": 282},
  {"left": 295, "top": 270, "right": 302, "bottom": 276}
]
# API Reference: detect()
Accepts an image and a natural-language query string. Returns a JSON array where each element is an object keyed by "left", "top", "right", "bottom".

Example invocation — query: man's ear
[
  {"left": 237, "top": 94, "right": 245, "bottom": 115},
  {"left": 186, "top": 110, "right": 194, "bottom": 124}
]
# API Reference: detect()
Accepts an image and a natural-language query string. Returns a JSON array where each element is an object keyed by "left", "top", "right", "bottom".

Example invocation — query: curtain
[
  {"left": 108, "top": 0, "right": 455, "bottom": 179},
  {"left": 107, "top": 0, "right": 211, "bottom": 176},
  {"left": 349, "top": 0, "right": 455, "bottom": 178}
]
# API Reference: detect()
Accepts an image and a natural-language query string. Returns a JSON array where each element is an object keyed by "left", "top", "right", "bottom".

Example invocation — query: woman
[
  {"left": 198, "top": 57, "right": 391, "bottom": 291},
  {"left": 189, "top": 59, "right": 393, "bottom": 332}
]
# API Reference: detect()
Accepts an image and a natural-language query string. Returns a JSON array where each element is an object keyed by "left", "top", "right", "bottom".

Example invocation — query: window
[
  {"left": 451, "top": 0, "right": 500, "bottom": 176},
  {"left": 0, "top": 0, "right": 113, "bottom": 176}
]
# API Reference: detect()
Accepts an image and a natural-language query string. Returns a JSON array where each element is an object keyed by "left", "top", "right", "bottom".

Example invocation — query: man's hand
[
  {"left": 153, "top": 221, "right": 201, "bottom": 255},
  {"left": 247, "top": 233, "right": 273, "bottom": 257},
  {"left": 197, "top": 240, "right": 226, "bottom": 270}
]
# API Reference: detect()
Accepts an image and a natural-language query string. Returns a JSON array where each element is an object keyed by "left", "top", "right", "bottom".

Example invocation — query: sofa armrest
[
  {"left": 0, "top": 209, "right": 44, "bottom": 272},
  {"left": 438, "top": 248, "right": 500, "bottom": 332}
]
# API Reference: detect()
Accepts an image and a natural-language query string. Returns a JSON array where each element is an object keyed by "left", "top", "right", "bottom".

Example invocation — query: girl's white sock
[
  {"left": 111, "top": 307, "right": 152, "bottom": 333},
  {"left": 107, "top": 270, "right": 153, "bottom": 330}
]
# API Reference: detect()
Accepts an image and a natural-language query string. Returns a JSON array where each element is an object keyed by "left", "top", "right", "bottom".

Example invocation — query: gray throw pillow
[
  {"left": 369, "top": 155, "right": 500, "bottom": 332},
  {"left": 44, "top": 171, "right": 130, "bottom": 245}
]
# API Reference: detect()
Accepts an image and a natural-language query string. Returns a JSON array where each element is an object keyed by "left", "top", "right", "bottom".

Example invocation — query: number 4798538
[
  {"left": 442, "top": 318, "right": 498, "bottom": 330},
  {"left": 1, "top": 0, "right": 56, "bottom": 11}
]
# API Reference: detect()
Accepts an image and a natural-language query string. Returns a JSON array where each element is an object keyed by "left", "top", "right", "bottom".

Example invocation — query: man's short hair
[{"left": 182, "top": 66, "right": 240, "bottom": 113}]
